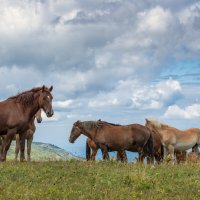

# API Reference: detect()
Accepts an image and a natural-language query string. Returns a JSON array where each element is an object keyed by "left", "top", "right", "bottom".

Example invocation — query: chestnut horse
[
  {"left": 0, "top": 109, "right": 42, "bottom": 161},
  {"left": 69, "top": 120, "right": 154, "bottom": 163},
  {"left": 86, "top": 138, "right": 128, "bottom": 162},
  {"left": 0, "top": 86, "right": 54, "bottom": 162},
  {"left": 145, "top": 119, "right": 200, "bottom": 163}
]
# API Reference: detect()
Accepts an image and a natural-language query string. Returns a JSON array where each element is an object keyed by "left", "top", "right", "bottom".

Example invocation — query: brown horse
[
  {"left": 69, "top": 120, "right": 154, "bottom": 163},
  {"left": 86, "top": 138, "right": 128, "bottom": 162},
  {"left": 0, "top": 85, "right": 54, "bottom": 162},
  {"left": 145, "top": 119, "right": 200, "bottom": 163},
  {"left": 0, "top": 109, "right": 42, "bottom": 161}
]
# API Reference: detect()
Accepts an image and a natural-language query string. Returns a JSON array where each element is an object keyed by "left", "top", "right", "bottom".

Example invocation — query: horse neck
[
  {"left": 81, "top": 126, "right": 97, "bottom": 140},
  {"left": 22, "top": 93, "right": 40, "bottom": 122}
]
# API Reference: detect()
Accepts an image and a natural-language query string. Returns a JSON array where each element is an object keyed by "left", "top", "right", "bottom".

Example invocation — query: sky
[{"left": 0, "top": 0, "right": 200, "bottom": 159}]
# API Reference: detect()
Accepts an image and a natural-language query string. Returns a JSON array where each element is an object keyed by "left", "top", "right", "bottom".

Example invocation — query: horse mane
[
  {"left": 79, "top": 120, "right": 121, "bottom": 132},
  {"left": 147, "top": 119, "right": 170, "bottom": 129},
  {"left": 8, "top": 86, "right": 45, "bottom": 107},
  {"left": 97, "top": 119, "right": 121, "bottom": 127},
  {"left": 80, "top": 121, "right": 99, "bottom": 131}
]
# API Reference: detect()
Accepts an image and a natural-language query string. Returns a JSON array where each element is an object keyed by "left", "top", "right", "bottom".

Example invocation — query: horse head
[
  {"left": 38, "top": 85, "right": 54, "bottom": 118},
  {"left": 69, "top": 120, "right": 82, "bottom": 143}
]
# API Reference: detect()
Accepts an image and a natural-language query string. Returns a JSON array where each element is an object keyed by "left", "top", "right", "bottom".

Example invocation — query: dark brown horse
[
  {"left": 86, "top": 138, "right": 128, "bottom": 162},
  {"left": 0, "top": 86, "right": 54, "bottom": 162},
  {"left": 69, "top": 120, "right": 154, "bottom": 163}
]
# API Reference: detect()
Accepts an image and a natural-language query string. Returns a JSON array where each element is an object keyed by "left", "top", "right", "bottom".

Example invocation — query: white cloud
[
  {"left": 137, "top": 6, "right": 173, "bottom": 33},
  {"left": 164, "top": 104, "right": 200, "bottom": 119},
  {"left": 53, "top": 100, "right": 75, "bottom": 109},
  {"left": 88, "top": 78, "right": 182, "bottom": 109},
  {"left": 41, "top": 111, "right": 66, "bottom": 122}
]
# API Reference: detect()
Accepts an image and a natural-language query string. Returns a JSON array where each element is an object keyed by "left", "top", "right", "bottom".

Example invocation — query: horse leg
[
  {"left": 100, "top": 145, "right": 109, "bottom": 160},
  {"left": 19, "top": 133, "right": 26, "bottom": 162},
  {"left": 117, "top": 150, "right": 127, "bottom": 162},
  {"left": 138, "top": 151, "right": 145, "bottom": 163},
  {"left": 192, "top": 144, "right": 199, "bottom": 153},
  {"left": 86, "top": 140, "right": 91, "bottom": 161},
  {"left": 27, "top": 136, "right": 33, "bottom": 162},
  {"left": 0, "top": 137, "right": 3, "bottom": 160},
  {"left": 1, "top": 130, "right": 16, "bottom": 162},
  {"left": 168, "top": 145, "right": 175, "bottom": 164},
  {"left": 163, "top": 146, "right": 168, "bottom": 162},
  {"left": 15, "top": 134, "right": 20, "bottom": 161},
  {"left": 91, "top": 149, "right": 98, "bottom": 161}
]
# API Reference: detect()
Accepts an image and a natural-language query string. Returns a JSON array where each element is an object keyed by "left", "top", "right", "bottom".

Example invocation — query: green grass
[{"left": 0, "top": 160, "right": 199, "bottom": 200}]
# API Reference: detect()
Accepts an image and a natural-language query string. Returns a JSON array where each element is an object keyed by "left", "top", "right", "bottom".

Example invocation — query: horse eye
[{"left": 43, "top": 96, "right": 48, "bottom": 100}]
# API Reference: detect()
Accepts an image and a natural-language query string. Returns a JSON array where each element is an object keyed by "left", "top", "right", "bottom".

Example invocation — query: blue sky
[{"left": 0, "top": 0, "right": 200, "bottom": 159}]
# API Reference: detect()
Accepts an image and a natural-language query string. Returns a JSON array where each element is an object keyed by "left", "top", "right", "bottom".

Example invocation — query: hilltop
[{"left": 7, "top": 142, "right": 81, "bottom": 161}]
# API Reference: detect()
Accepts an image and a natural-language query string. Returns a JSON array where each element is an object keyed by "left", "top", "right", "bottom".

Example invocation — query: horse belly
[
  {"left": 175, "top": 142, "right": 197, "bottom": 151},
  {"left": 105, "top": 137, "right": 133, "bottom": 150}
]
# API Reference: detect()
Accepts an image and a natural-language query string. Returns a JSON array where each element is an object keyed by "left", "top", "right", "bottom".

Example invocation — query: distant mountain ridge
[{"left": 7, "top": 142, "right": 81, "bottom": 161}]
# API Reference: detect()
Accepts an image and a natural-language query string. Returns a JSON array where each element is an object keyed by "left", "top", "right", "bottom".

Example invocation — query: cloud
[
  {"left": 41, "top": 111, "right": 66, "bottom": 122},
  {"left": 137, "top": 6, "right": 173, "bottom": 33},
  {"left": 164, "top": 104, "right": 200, "bottom": 119},
  {"left": 88, "top": 78, "right": 182, "bottom": 109},
  {"left": 0, "top": 0, "right": 199, "bottom": 116}
]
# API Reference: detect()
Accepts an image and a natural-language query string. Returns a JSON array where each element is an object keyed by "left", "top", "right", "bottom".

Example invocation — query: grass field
[{"left": 0, "top": 160, "right": 199, "bottom": 200}]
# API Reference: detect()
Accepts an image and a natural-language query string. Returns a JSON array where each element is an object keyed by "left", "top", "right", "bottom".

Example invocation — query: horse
[
  {"left": 86, "top": 137, "right": 128, "bottom": 162},
  {"left": 0, "top": 85, "right": 54, "bottom": 162},
  {"left": 145, "top": 119, "right": 200, "bottom": 163},
  {"left": 69, "top": 120, "right": 154, "bottom": 164},
  {"left": 0, "top": 109, "right": 42, "bottom": 161}
]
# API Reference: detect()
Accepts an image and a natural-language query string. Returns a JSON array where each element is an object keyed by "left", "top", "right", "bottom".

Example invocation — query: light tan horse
[
  {"left": 145, "top": 119, "right": 200, "bottom": 163},
  {"left": 0, "top": 109, "right": 42, "bottom": 161}
]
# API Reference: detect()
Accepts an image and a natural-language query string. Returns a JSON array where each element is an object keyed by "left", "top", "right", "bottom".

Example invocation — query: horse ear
[
  {"left": 49, "top": 86, "right": 53, "bottom": 92},
  {"left": 145, "top": 118, "right": 149, "bottom": 123},
  {"left": 42, "top": 85, "right": 45, "bottom": 92}
]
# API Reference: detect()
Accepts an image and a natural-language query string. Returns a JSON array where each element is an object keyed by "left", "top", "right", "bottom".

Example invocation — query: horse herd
[
  {"left": 0, "top": 85, "right": 199, "bottom": 164},
  {"left": 69, "top": 119, "right": 200, "bottom": 164}
]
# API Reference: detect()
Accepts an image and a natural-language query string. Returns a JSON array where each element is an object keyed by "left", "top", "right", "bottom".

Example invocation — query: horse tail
[
  {"left": 86, "top": 139, "right": 91, "bottom": 161},
  {"left": 145, "top": 132, "right": 154, "bottom": 163}
]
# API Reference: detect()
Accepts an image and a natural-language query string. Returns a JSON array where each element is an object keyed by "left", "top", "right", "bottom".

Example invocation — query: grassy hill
[
  {"left": 6, "top": 142, "right": 80, "bottom": 161},
  {"left": 0, "top": 161, "right": 199, "bottom": 200}
]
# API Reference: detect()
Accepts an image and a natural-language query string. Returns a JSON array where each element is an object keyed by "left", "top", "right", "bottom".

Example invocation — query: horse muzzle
[
  {"left": 68, "top": 137, "right": 74, "bottom": 143},
  {"left": 47, "top": 109, "right": 54, "bottom": 118},
  {"left": 37, "top": 118, "right": 42, "bottom": 123}
]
